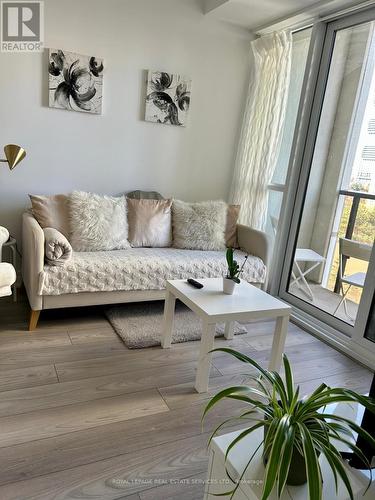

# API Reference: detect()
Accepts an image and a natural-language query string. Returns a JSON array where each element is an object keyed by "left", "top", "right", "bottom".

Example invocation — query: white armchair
[
  {"left": 0, "top": 226, "right": 9, "bottom": 259},
  {"left": 0, "top": 263, "right": 16, "bottom": 297},
  {"left": 0, "top": 226, "right": 16, "bottom": 298}
]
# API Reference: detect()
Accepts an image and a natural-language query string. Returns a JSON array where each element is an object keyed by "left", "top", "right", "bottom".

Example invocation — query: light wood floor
[{"left": 0, "top": 294, "right": 372, "bottom": 500}]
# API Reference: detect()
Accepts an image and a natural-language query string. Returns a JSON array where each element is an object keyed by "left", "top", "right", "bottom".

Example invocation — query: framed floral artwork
[
  {"left": 145, "top": 71, "right": 191, "bottom": 126},
  {"left": 48, "top": 49, "right": 104, "bottom": 114}
]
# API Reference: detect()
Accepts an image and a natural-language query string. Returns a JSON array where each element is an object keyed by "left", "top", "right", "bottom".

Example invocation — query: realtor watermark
[
  {"left": 107, "top": 477, "right": 264, "bottom": 489},
  {"left": 1, "top": 1, "right": 44, "bottom": 52}
]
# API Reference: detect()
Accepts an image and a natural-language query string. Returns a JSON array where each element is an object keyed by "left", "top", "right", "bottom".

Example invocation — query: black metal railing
[{"left": 333, "top": 189, "right": 375, "bottom": 293}]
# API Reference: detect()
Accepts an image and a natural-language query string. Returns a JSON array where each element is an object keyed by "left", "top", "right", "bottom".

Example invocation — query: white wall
[{"left": 0, "top": 0, "right": 252, "bottom": 241}]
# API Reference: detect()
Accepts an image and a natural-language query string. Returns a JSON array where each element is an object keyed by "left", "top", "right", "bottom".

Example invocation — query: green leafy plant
[
  {"left": 226, "top": 248, "right": 248, "bottom": 283},
  {"left": 203, "top": 348, "right": 375, "bottom": 500}
]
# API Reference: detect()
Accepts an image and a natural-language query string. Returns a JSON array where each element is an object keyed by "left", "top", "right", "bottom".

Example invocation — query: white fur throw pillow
[
  {"left": 70, "top": 191, "right": 130, "bottom": 251},
  {"left": 172, "top": 200, "right": 227, "bottom": 251}
]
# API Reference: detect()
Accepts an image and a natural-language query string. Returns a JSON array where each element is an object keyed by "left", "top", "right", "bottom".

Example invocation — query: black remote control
[{"left": 187, "top": 279, "right": 204, "bottom": 289}]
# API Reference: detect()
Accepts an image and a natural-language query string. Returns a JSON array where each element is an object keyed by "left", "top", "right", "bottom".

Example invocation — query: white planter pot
[{"left": 223, "top": 277, "right": 236, "bottom": 295}]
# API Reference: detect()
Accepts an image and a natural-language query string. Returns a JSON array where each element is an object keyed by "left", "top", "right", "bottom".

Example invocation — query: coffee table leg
[
  {"left": 195, "top": 322, "right": 216, "bottom": 393},
  {"left": 161, "top": 290, "right": 176, "bottom": 349},
  {"left": 224, "top": 321, "right": 235, "bottom": 340},
  {"left": 268, "top": 315, "right": 289, "bottom": 372}
]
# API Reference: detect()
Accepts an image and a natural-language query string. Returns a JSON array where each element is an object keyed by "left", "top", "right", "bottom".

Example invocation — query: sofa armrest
[
  {"left": 22, "top": 212, "right": 44, "bottom": 311},
  {"left": 237, "top": 224, "right": 271, "bottom": 286}
]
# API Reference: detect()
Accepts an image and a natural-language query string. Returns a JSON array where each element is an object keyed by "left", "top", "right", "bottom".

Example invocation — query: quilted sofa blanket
[{"left": 38, "top": 247, "right": 266, "bottom": 296}]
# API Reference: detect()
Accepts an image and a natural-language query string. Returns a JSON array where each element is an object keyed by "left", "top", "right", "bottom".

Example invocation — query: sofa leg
[{"left": 29, "top": 310, "right": 41, "bottom": 331}]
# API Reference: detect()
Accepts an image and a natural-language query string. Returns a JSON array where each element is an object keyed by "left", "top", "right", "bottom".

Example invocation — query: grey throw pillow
[
  {"left": 70, "top": 191, "right": 130, "bottom": 251},
  {"left": 127, "top": 190, "right": 164, "bottom": 200},
  {"left": 172, "top": 200, "right": 227, "bottom": 251}
]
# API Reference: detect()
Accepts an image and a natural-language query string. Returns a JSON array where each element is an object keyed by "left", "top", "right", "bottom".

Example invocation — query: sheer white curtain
[{"left": 230, "top": 31, "right": 292, "bottom": 230}]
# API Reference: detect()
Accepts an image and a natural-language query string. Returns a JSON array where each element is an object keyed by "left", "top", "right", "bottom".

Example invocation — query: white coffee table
[{"left": 161, "top": 278, "right": 291, "bottom": 393}]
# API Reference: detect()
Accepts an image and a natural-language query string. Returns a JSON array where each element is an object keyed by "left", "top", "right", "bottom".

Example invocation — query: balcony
[{"left": 286, "top": 189, "right": 375, "bottom": 325}]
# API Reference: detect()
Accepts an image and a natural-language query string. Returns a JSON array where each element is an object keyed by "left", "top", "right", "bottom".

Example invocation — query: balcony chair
[
  {"left": 333, "top": 237, "right": 372, "bottom": 320},
  {"left": 270, "top": 216, "right": 325, "bottom": 301}
]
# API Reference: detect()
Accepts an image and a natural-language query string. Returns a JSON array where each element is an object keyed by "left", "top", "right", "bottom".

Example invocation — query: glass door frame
[{"left": 271, "top": 6, "right": 375, "bottom": 369}]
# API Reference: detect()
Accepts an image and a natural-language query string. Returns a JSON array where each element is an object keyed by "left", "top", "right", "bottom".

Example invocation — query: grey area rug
[{"left": 105, "top": 301, "right": 247, "bottom": 349}]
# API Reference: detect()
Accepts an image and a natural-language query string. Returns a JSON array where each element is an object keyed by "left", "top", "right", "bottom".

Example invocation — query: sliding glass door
[{"left": 276, "top": 7, "right": 375, "bottom": 365}]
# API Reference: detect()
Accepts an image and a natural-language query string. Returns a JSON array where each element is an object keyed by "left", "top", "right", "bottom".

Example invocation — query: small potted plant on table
[
  {"left": 203, "top": 349, "right": 375, "bottom": 499},
  {"left": 223, "top": 248, "right": 248, "bottom": 295}
]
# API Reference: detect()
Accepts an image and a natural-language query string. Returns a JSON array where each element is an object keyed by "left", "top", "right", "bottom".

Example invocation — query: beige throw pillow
[
  {"left": 69, "top": 191, "right": 130, "bottom": 251},
  {"left": 172, "top": 200, "right": 227, "bottom": 251},
  {"left": 29, "top": 194, "right": 70, "bottom": 238},
  {"left": 226, "top": 205, "right": 240, "bottom": 248},
  {"left": 127, "top": 198, "right": 172, "bottom": 247}
]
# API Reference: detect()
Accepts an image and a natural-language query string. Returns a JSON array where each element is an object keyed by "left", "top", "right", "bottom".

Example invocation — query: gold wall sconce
[{"left": 0, "top": 144, "right": 26, "bottom": 170}]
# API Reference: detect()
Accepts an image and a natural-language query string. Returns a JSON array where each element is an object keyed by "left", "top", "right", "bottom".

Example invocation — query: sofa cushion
[
  {"left": 38, "top": 248, "right": 266, "bottom": 296},
  {"left": 172, "top": 200, "right": 227, "bottom": 251},
  {"left": 29, "top": 194, "right": 70, "bottom": 239},
  {"left": 127, "top": 198, "right": 172, "bottom": 248},
  {"left": 127, "top": 190, "right": 164, "bottom": 200},
  {"left": 70, "top": 191, "right": 130, "bottom": 252},
  {"left": 226, "top": 205, "right": 240, "bottom": 248}
]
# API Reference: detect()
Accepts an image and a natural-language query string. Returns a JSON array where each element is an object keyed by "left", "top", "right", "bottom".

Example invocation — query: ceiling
[{"left": 203, "top": 0, "right": 337, "bottom": 30}]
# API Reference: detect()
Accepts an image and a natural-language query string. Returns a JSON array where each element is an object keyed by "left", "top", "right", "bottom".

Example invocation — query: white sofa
[{"left": 22, "top": 212, "right": 271, "bottom": 330}]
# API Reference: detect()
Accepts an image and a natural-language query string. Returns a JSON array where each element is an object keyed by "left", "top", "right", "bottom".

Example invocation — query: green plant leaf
[
  {"left": 299, "top": 422, "right": 322, "bottom": 500},
  {"left": 298, "top": 395, "right": 370, "bottom": 420},
  {"left": 282, "top": 354, "right": 294, "bottom": 405},
  {"left": 232, "top": 385, "right": 269, "bottom": 401},
  {"left": 226, "top": 247, "right": 233, "bottom": 267},
  {"left": 277, "top": 426, "right": 295, "bottom": 497},
  {"left": 261, "top": 415, "right": 291, "bottom": 500},
  {"left": 316, "top": 413, "right": 375, "bottom": 450},
  {"left": 209, "top": 348, "right": 287, "bottom": 398},
  {"left": 225, "top": 395, "right": 274, "bottom": 417},
  {"left": 269, "top": 371, "right": 288, "bottom": 409},
  {"left": 329, "top": 389, "right": 375, "bottom": 413},
  {"left": 226, "top": 441, "right": 264, "bottom": 500},
  {"left": 206, "top": 415, "right": 242, "bottom": 448},
  {"left": 297, "top": 388, "right": 375, "bottom": 420},
  {"left": 210, "top": 489, "right": 235, "bottom": 497},
  {"left": 254, "top": 376, "right": 273, "bottom": 399},
  {"left": 313, "top": 438, "right": 339, "bottom": 493},
  {"left": 327, "top": 433, "right": 372, "bottom": 476},
  {"left": 263, "top": 417, "right": 279, "bottom": 458},
  {"left": 289, "top": 385, "right": 300, "bottom": 413},
  {"left": 327, "top": 422, "right": 354, "bottom": 440},
  {"left": 235, "top": 373, "right": 273, "bottom": 400},
  {"left": 206, "top": 410, "right": 262, "bottom": 447},
  {"left": 202, "top": 386, "right": 255, "bottom": 421},
  {"left": 224, "top": 422, "right": 266, "bottom": 462},
  {"left": 319, "top": 442, "right": 354, "bottom": 500},
  {"left": 309, "top": 383, "right": 329, "bottom": 398}
]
